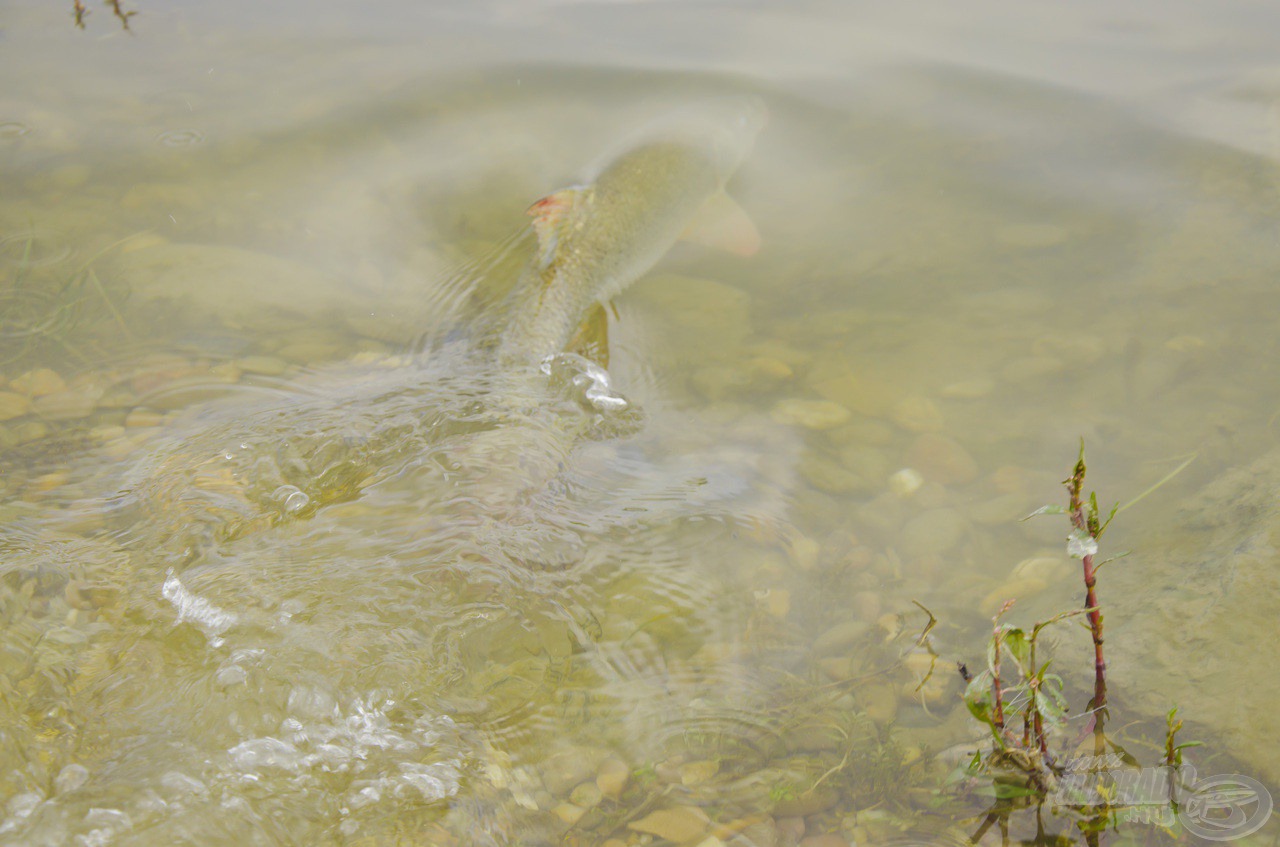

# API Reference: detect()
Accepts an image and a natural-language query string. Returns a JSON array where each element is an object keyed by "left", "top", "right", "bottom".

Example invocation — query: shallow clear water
[{"left": 2, "top": 1, "right": 1280, "bottom": 845}]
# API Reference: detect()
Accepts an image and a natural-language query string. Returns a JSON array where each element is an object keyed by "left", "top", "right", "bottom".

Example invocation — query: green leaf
[
  {"left": 991, "top": 780, "right": 1041, "bottom": 799},
  {"left": 1034, "top": 690, "right": 1068, "bottom": 726},
  {"left": 1096, "top": 503, "right": 1120, "bottom": 538},
  {"left": 1020, "top": 505, "right": 1066, "bottom": 521},
  {"left": 1093, "top": 551, "right": 1130, "bottom": 572},
  {"left": 963, "top": 673, "right": 993, "bottom": 719},
  {"left": 1001, "top": 628, "right": 1031, "bottom": 672}
]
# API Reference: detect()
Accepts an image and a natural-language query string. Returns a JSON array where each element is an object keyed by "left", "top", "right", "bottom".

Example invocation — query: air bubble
[
  {"left": 541, "top": 352, "right": 631, "bottom": 413},
  {"left": 273, "top": 484, "right": 311, "bottom": 515}
]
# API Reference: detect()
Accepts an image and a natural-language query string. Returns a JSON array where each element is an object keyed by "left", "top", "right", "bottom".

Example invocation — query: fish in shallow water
[
  {"left": 61, "top": 98, "right": 768, "bottom": 556},
  {"left": 0, "top": 99, "right": 782, "bottom": 847},
  {"left": 496, "top": 96, "right": 767, "bottom": 364}
]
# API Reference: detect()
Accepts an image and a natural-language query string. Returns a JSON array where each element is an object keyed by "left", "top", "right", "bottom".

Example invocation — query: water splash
[
  {"left": 161, "top": 569, "right": 238, "bottom": 644},
  {"left": 541, "top": 351, "right": 630, "bottom": 413}
]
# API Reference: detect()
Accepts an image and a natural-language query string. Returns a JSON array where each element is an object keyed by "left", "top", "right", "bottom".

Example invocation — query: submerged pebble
[
  {"left": 0, "top": 391, "right": 31, "bottom": 420},
  {"left": 125, "top": 408, "right": 165, "bottom": 428},
  {"left": 628, "top": 805, "right": 712, "bottom": 843},
  {"left": 905, "top": 433, "right": 979, "bottom": 485},
  {"left": 236, "top": 355, "right": 290, "bottom": 377},
  {"left": 595, "top": 758, "right": 629, "bottom": 798},
  {"left": 54, "top": 763, "right": 89, "bottom": 795},
  {"left": 11, "top": 367, "right": 67, "bottom": 397},
  {"left": 772, "top": 398, "right": 852, "bottom": 430},
  {"left": 901, "top": 508, "right": 966, "bottom": 557},
  {"left": 32, "top": 390, "right": 96, "bottom": 421},
  {"left": 940, "top": 378, "right": 995, "bottom": 399},
  {"left": 889, "top": 396, "right": 943, "bottom": 433},
  {"left": 887, "top": 467, "right": 924, "bottom": 497}
]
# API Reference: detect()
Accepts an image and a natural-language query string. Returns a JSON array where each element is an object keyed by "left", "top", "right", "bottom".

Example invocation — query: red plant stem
[
  {"left": 991, "top": 622, "right": 1007, "bottom": 742},
  {"left": 1066, "top": 455, "right": 1108, "bottom": 713},
  {"left": 1079, "top": 550, "right": 1107, "bottom": 711}
]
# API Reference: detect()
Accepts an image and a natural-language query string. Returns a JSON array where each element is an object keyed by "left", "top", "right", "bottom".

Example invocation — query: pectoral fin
[
  {"left": 527, "top": 186, "right": 588, "bottom": 268},
  {"left": 680, "top": 191, "right": 761, "bottom": 257},
  {"left": 566, "top": 302, "right": 612, "bottom": 368}
]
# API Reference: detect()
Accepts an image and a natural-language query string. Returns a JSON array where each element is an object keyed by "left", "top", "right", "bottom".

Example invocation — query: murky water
[{"left": 3, "top": 1, "right": 1280, "bottom": 845}]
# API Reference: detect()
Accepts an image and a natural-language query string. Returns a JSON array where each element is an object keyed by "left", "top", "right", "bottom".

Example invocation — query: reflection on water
[{"left": 3, "top": 0, "right": 1280, "bottom": 844}]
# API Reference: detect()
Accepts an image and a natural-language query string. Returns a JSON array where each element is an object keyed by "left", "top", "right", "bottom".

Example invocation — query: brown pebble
[
  {"left": 33, "top": 391, "right": 96, "bottom": 421},
  {"left": 772, "top": 398, "right": 852, "bottom": 430},
  {"left": 0, "top": 391, "right": 31, "bottom": 421},
  {"left": 799, "top": 835, "right": 850, "bottom": 847},
  {"left": 596, "top": 757, "right": 630, "bottom": 798},
  {"left": 816, "top": 656, "right": 853, "bottom": 681},
  {"left": 770, "top": 788, "right": 837, "bottom": 818},
  {"left": 125, "top": 408, "right": 165, "bottom": 428},
  {"left": 11, "top": 367, "right": 66, "bottom": 397},
  {"left": 628, "top": 805, "right": 712, "bottom": 843},
  {"left": 812, "top": 620, "right": 870, "bottom": 656},
  {"left": 860, "top": 684, "right": 898, "bottom": 725},
  {"left": 850, "top": 590, "right": 880, "bottom": 620},
  {"left": 30, "top": 471, "right": 68, "bottom": 492},
  {"left": 755, "top": 588, "right": 791, "bottom": 619},
  {"left": 890, "top": 396, "right": 943, "bottom": 433},
  {"left": 905, "top": 434, "right": 979, "bottom": 486},
  {"left": 569, "top": 781, "right": 602, "bottom": 808},
  {"left": 776, "top": 816, "right": 805, "bottom": 844},
  {"left": 236, "top": 355, "right": 289, "bottom": 376},
  {"left": 901, "top": 508, "right": 967, "bottom": 557}
]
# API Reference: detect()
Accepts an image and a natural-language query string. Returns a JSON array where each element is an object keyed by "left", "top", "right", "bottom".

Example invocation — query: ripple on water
[
  {"left": 0, "top": 229, "right": 75, "bottom": 268},
  {"left": 0, "top": 121, "right": 31, "bottom": 140},
  {"left": 0, "top": 289, "right": 76, "bottom": 341},
  {"left": 155, "top": 128, "right": 205, "bottom": 147}
]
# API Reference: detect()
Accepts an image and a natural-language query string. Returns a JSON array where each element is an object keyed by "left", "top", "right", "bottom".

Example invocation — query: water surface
[{"left": 3, "top": 1, "right": 1280, "bottom": 845}]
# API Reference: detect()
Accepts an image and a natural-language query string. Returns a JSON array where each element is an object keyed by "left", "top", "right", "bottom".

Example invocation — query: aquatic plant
[
  {"left": 954, "top": 443, "right": 1200, "bottom": 846},
  {"left": 0, "top": 231, "right": 137, "bottom": 370},
  {"left": 71, "top": 0, "right": 136, "bottom": 30}
]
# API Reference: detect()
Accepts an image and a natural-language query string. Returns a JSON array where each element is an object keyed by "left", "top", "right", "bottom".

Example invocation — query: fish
[
  {"left": 46, "top": 99, "right": 768, "bottom": 559},
  {"left": 495, "top": 96, "right": 767, "bottom": 365}
]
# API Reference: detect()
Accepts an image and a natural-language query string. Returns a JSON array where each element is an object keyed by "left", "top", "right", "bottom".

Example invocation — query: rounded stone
[
  {"left": 888, "top": 468, "right": 924, "bottom": 498},
  {"left": 32, "top": 391, "right": 96, "bottom": 421},
  {"left": 236, "top": 355, "right": 289, "bottom": 377},
  {"left": 905, "top": 434, "right": 980, "bottom": 486},
  {"left": 940, "top": 378, "right": 995, "bottom": 399},
  {"left": 890, "top": 396, "right": 943, "bottom": 433},
  {"left": 125, "top": 408, "right": 165, "bottom": 428},
  {"left": 11, "top": 368, "right": 67, "bottom": 397},
  {"left": 799, "top": 834, "right": 851, "bottom": 847},
  {"left": 772, "top": 398, "right": 852, "bottom": 430},
  {"left": 0, "top": 391, "right": 31, "bottom": 421},
  {"left": 901, "top": 508, "right": 967, "bottom": 557},
  {"left": 628, "top": 805, "right": 712, "bottom": 843},
  {"left": 569, "top": 781, "right": 602, "bottom": 808},
  {"left": 595, "top": 756, "right": 630, "bottom": 799},
  {"left": 54, "top": 763, "right": 89, "bottom": 794},
  {"left": 1000, "top": 356, "right": 1063, "bottom": 382}
]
